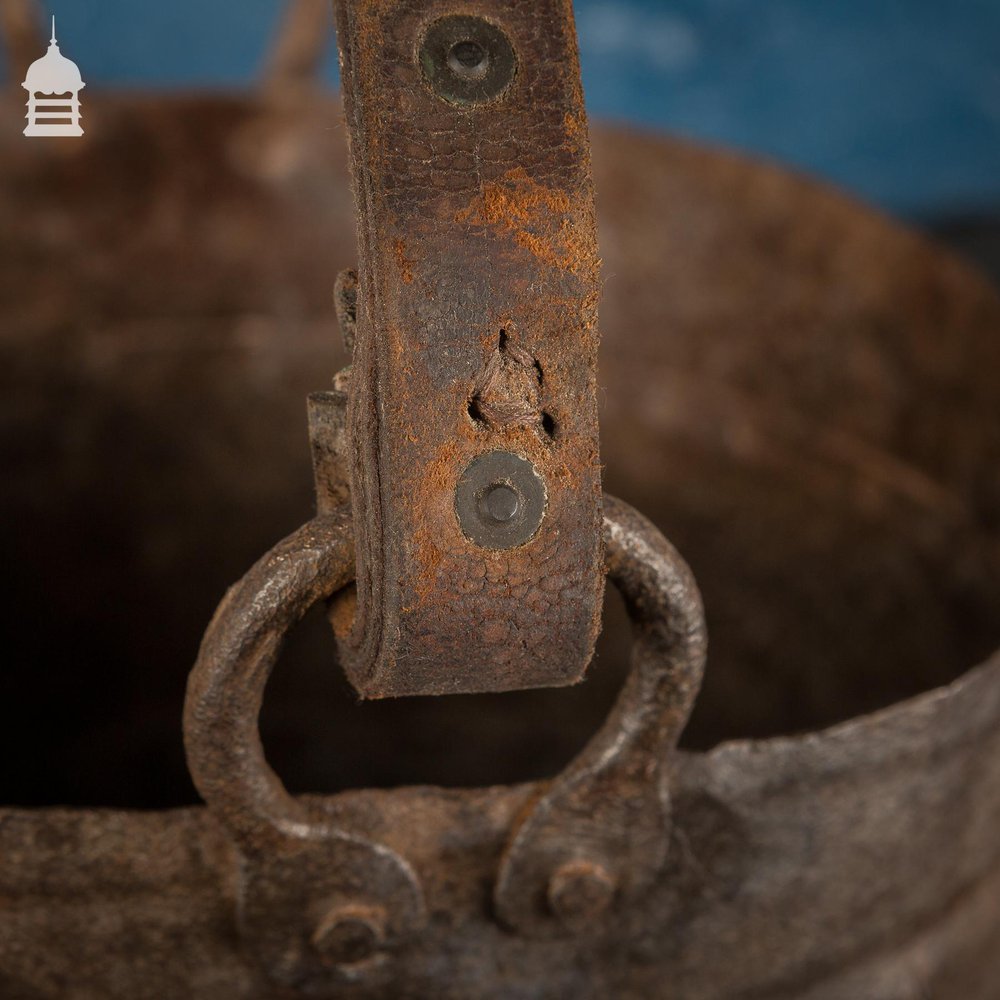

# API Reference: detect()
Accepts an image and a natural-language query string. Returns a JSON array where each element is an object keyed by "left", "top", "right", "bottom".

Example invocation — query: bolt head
[
  {"left": 481, "top": 482, "right": 520, "bottom": 523},
  {"left": 547, "top": 860, "right": 616, "bottom": 927},
  {"left": 455, "top": 451, "right": 546, "bottom": 549},
  {"left": 312, "top": 904, "right": 385, "bottom": 968}
]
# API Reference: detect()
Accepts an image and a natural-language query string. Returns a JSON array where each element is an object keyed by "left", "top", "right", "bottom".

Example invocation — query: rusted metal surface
[
  {"left": 181, "top": 496, "right": 703, "bottom": 987},
  {"left": 184, "top": 510, "right": 427, "bottom": 989},
  {"left": 332, "top": 0, "right": 605, "bottom": 698},
  {"left": 6, "top": 658, "right": 1000, "bottom": 997},
  {"left": 2, "top": 1, "right": 1000, "bottom": 996}
]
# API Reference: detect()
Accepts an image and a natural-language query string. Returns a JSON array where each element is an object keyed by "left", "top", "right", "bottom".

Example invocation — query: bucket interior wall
[{"left": 2, "top": 97, "right": 999, "bottom": 808}]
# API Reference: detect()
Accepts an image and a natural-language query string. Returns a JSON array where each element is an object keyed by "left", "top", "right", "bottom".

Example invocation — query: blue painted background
[{"left": 7, "top": 1, "right": 1000, "bottom": 218}]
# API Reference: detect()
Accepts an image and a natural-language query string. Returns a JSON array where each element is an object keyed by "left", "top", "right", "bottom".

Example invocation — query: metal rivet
[
  {"left": 455, "top": 451, "right": 545, "bottom": 549},
  {"left": 419, "top": 15, "right": 517, "bottom": 106},
  {"left": 481, "top": 483, "right": 520, "bottom": 523},
  {"left": 547, "top": 860, "right": 616, "bottom": 927},
  {"left": 312, "top": 904, "right": 385, "bottom": 968},
  {"left": 448, "top": 40, "right": 488, "bottom": 80}
]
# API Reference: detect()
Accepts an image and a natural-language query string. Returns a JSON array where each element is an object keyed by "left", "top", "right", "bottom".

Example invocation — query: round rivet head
[
  {"left": 481, "top": 482, "right": 520, "bottom": 523},
  {"left": 547, "top": 861, "right": 616, "bottom": 927},
  {"left": 456, "top": 451, "right": 546, "bottom": 549},
  {"left": 419, "top": 15, "right": 517, "bottom": 106},
  {"left": 312, "top": 904, "right": 385, "bottom": 968}
]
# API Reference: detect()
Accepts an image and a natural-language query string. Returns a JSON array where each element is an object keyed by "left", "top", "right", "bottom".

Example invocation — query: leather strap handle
[{"left": 332, "top": 0, "right": 605, "bottom": 697}]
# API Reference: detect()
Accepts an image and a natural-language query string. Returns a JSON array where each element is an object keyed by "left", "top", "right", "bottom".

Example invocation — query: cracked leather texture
[{"left": 333, "top": 0, "right": 604, "bottom": 696}]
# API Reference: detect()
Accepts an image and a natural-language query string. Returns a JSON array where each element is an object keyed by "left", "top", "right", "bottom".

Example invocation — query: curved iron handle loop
[
  {"left": 185, "top": 510, "right": 357, "bottom": 850},
  {"left": 183, "top": 510, "right": 425, "bottom": 985},
  {"left": 495, "top": 494, "right": 707, "bottom": 933},
  {"left": 261, "top": 0, "right": 331, "bottom": 98},
  {"left": 184, "top": 495, "right": 704, "bottom": 956}
]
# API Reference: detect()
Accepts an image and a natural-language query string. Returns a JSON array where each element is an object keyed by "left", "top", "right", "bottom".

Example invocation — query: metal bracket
[{"left": 183, "top": 497, "right": 704, "bottom": 986}]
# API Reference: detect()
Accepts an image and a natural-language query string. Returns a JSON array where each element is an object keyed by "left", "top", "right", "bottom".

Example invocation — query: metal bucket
[{"left": 2, "top": 26, "right": 1000, "bottom": 1000}]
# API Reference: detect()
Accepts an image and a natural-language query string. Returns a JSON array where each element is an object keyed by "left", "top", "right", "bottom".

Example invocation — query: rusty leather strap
[{"left": 333, "top": 0, "right": 604, "bottom": 696}]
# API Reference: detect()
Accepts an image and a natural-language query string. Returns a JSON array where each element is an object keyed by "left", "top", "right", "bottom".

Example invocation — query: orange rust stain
[
  {"left": 348, "top": 9, "right": 388, "bottom": 161},
  {"left": 407, "top": 436, "right": 469, "bottom": 608},
  {"left": 458, "top": 166, "right": 572, "bottom": 231},
  {"left": 455, "top": 166, "right": 599, "bottom": 277},
  {"left": 392, "top": 238, "right": 414, "bottom": 284},
  {"left": 563, "top": 109, "right": 586, "bottom": 142}
]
